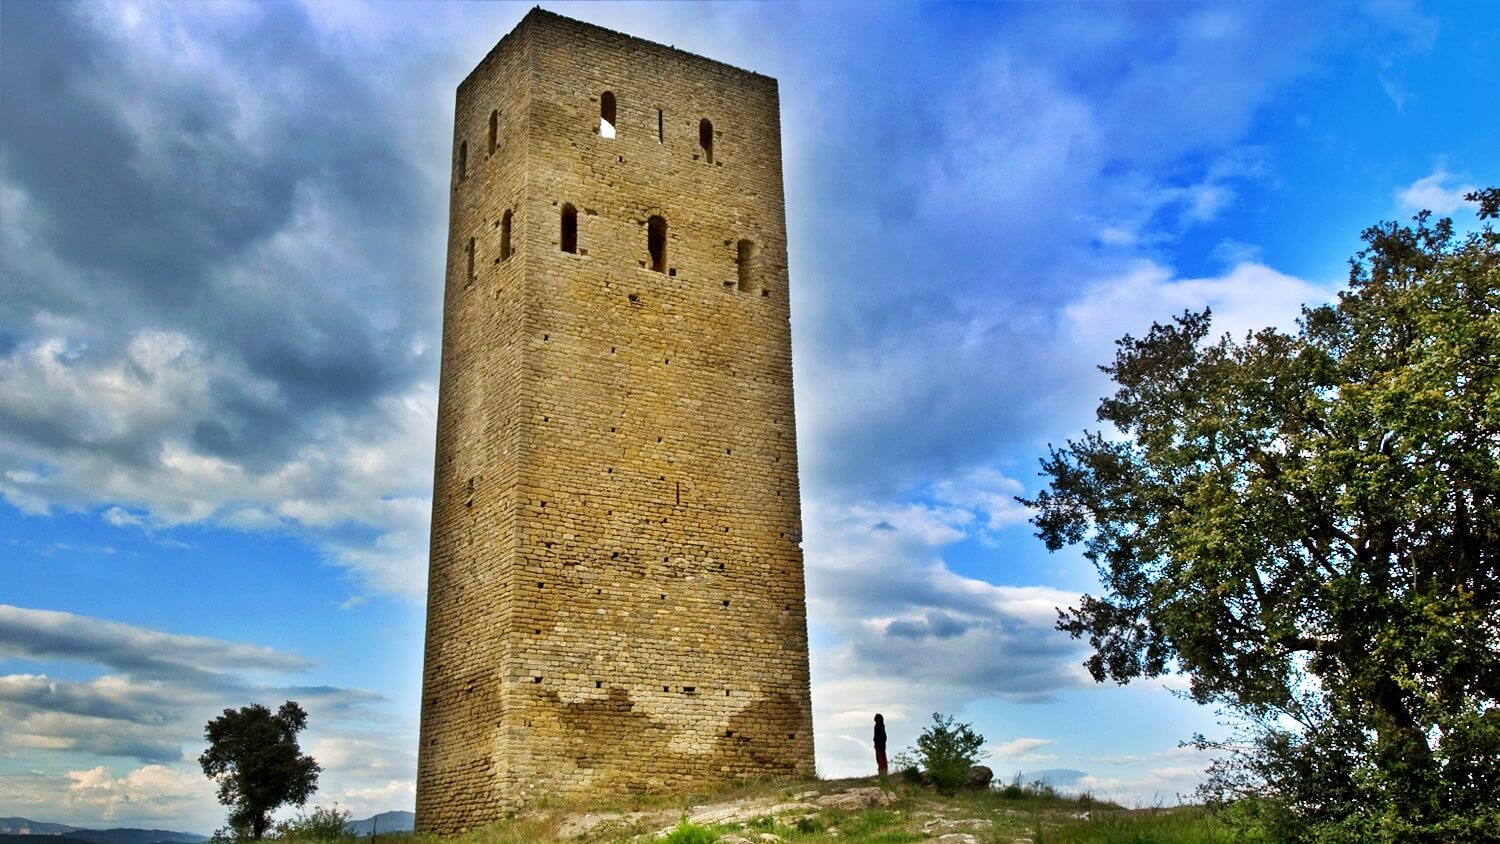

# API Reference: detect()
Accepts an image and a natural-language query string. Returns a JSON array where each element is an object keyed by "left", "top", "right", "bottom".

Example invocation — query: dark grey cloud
[
  {"left": 0, "top": 604, "right": 312, "bottom": 679},
  {"left": 0, "top": 675, "right": 174, "bottom": 724},
  {"left": 0, "top": 603, "right": 386, "bottom": 777},
  {"left": 885, "top": 611, "right": 974, "bottom": 640},
  {"left": 0, "top": 0, "right": 442, "bottom": 478}
]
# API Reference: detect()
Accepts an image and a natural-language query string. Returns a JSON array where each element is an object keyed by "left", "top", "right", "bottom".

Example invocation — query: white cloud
[
  {"left": 0, "top": 325, "right": 437, "bottom": 598},
  {"left": 1397, "top": 166, "right": 1477, "bottom": 214},
  {"left": 0, "top": 764, "right": 217, "bottom": 829},
  {"left": 990, "top": 737, "right": 1057, "bottom": 762},
  {"left": 804, "top": 494, "right": 1093, "bottom": 778},
  {"left": 1066, "top": 261, "right": 1330, "bottom": 357},
  {"left": 0, "top": 605, "right": 411, "bottom": 830}
]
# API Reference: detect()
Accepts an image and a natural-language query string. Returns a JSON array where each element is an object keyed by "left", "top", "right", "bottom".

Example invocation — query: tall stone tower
[{"left": 417, "top": 10, "right": 814, "bottom": 833}]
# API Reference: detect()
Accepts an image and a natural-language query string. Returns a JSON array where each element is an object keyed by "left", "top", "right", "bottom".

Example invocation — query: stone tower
[{"left": 416, "top": 10, "right": 814, "bottom": 833}]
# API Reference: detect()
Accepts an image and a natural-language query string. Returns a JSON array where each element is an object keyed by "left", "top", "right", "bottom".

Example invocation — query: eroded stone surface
[{"left": 814, "top": 787, "right": 897, "bottom": 810}]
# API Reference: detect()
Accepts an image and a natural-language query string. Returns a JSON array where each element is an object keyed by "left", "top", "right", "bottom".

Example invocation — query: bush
[
  {"left": 891, "top": 750, "right": 922, "bottom": 783},
  {"left": 277, "top": 805, "right": 351, "bottom": 841},
  {"left": 660, "top": 820, "right": 717, "bottom": 844},
  {"left": 794, "top": 816, "right": 824, "bottom": 835},
  {"left": 915, "top": 712, "right": 986, "bottom": 795}
]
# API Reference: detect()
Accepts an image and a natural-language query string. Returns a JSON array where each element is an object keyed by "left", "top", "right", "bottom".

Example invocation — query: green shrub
[
  {"left": 915, "top": 712, "right": 986, "bottom": 795},
  {"left": 660, "top": 820, "right": 718, "bottom": 844},
  {"left": 277, "top": 805, "right": 351, "bottom": 841},
  {"left": 1001, "top": 772, "right": 1025, "bottom": 799},
  {"left": 794, "top": 816, "right": 824, "bottom": 834}
]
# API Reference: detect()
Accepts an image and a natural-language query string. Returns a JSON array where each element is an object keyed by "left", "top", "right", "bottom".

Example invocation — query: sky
[{"left": 1, "top": 0, "right": 1496, "bottom": 833}]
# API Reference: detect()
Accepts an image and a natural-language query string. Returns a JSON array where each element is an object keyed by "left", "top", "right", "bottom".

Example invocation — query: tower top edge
[{"left": 459, "top": 6, "right": 778, "bottom": 93}]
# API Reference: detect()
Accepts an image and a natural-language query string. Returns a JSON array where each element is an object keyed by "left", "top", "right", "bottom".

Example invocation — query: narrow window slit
[
  {"left": 699, "top": 118, "right": 714, "bottom": 163},
  {"left": 648, "top": 215, "right": 667, "bottom": 272},
  {"left": 561, "top": 203, "right": 578, "bottom": 253},
  {"left": 600, "top": 91, "right": 616, "bottom": 138}
]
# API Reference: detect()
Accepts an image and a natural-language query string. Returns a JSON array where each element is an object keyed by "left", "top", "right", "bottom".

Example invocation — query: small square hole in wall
[
  {"left": 683, "top": 687, "right": 695, "bottom": 694},
  {"left": 534, "top": 676, "right": 543, "bottom": 683},
  {"left": 663, "top": 686, "right": 670, "bottom": 692},
  {"left": 722, "top": 600, "right": 730, "bottom": 607},
  {"left": 762, "top": 290, "right": 770, "bottom": 298},
  {"left": 596, "top": 681, "right": 603, "bottom": 689},
  {"left": 788, "top": 733, "right": 796, "bottom": 739},
  {"left": 668, "top": 268, "right": 676, "bottom": 277},
  {"left": 725, "top": 729, "right": 734, "bottom": 737}
]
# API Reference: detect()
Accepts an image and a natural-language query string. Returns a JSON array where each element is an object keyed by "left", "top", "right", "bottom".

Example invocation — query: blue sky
[{"left": 1, "top": 0, "right": 1495, "bottom": 832}]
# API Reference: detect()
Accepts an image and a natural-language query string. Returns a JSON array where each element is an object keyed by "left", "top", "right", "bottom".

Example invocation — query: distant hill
[
  {"left": 0, "top": 819, "right": 79, "bottom": 835},
  {"left": 0, "top": 820, "right": 204, "bottom": 844},
  {"left": 1020, "top": 768, "right": 1088, "bottom": 787},
  {"left": 344, "top": 812, "right": 414, "bottom": 836},
  {"left": 64, "top": 829, "right": 206, "bottom": 844}
]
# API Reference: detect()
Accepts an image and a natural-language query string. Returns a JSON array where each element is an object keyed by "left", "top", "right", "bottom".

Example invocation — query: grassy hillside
[{"left": 336, "top": 778, "right": 1251, "bottom": 844}]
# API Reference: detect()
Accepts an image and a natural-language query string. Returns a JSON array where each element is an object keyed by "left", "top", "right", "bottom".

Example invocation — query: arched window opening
[
  {"left": 698, "top": 118, "right": 713, "bottom": 163},
  {"left": 600, "top": 91, "right": 617, "bottom": 139},
  {"left": 500, "top": 209, "right": 513, "bottom": 262},
  {"left": 648, "top": 216, "right": 668, "bottom": 273},
  {"left": 560, "top": 204, "right": 578, "bottom": 254},
  {"left": 736, "top": 239, "right": 756, "bottom": 292},
  {"left": 465, "top": 237, "right": 476, "bottom": 283},
  {"left": 488, "top": 110, "right": 498, "bottom": 155},
  {"left": 457, "top": 141, "right": 468, "bottom": 182}
]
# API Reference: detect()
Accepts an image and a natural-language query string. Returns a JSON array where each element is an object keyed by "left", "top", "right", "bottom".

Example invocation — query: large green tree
[
  {"left": 1023, "top": 191, "right": 1499, "bottom": 842},
  {"left": 200, "top": 701, "right": 321, "bottom": 840}
]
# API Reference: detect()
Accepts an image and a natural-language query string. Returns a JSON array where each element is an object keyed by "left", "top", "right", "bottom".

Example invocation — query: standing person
[{"left": 874, "top": 713, "right": 888, "bottom": 778}]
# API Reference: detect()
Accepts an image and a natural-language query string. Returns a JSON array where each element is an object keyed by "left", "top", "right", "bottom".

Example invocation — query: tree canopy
[
  {"left": 1023, "top": 191, "right": 1499, "bottom": 841},
  {"left": 200, "top": 701, "right": 321, "bottom": 840}
]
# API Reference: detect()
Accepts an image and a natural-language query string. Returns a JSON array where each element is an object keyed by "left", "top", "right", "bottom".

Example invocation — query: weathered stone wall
[{"left": 417, "top": 10, "right": 814, "bottom": 834}]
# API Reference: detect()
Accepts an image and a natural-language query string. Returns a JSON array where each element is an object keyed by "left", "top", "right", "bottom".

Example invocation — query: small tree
[
  {"left": 915, "top": 712, "right": 986, "bottom": 794},
  {"left": 200, "top": 701, "right": 321, "bottom": 840}
]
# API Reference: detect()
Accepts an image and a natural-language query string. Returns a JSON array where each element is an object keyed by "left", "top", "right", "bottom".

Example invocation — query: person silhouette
[{"left": 874, "top": 713, "right": 888, "bottom": 777}]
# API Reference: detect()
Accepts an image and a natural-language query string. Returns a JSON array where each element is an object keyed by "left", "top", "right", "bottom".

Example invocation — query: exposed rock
[
  {"left": 921, "top": 818, "right": 993, "bottom": 833},
  {"left": 923, "top": 834, "right": 978, "bottom": 844},
  {"left": 718, "top": 837, "right": 752, "bottom": 844},
  {"left": 967, "top": 765, "right": 993, "bottom": 789},
  {"left": 684, "top": 801, "right": 817, "bottom": 826},
  {"left": 791, "top": 791, "right": 819, "bottom": 801},
  {"left": 755, "top": 834, "right": 782, "bottom": 843},
  {"left": 814, "top": 787, "right": 897, "bottom": 810},
  {"left": 558, "top": 810, "right": 652, "bottom": 838}
]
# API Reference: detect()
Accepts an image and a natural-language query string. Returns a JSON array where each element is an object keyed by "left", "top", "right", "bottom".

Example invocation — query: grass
[{"left": 287, "top": 778, "right": 1247, "bottom": 844}]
